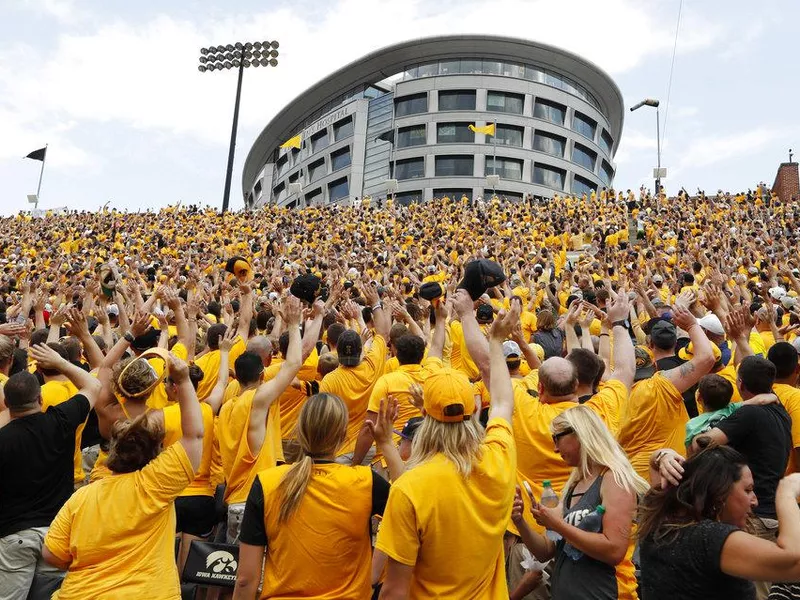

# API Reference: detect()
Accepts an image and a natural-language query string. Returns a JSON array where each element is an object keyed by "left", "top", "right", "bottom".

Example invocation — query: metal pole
[
  {"left": 655, "top": 107, "right": 661, "bottom": 197},
  {"left": 35, "top": 143, "right": 48, "bottom": 209},
  {"left": 390, "top": 96, "right": 396, "bottom": 204},
  {"left": 221, "top": 54, "right": 245, "bottom": 213},
  {"left": 492, "top": 123, "right": 497, "bottom": 198}
]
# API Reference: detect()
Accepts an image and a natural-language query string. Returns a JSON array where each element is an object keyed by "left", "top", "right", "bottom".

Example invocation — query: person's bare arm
[
  {"left": 162, "top": 286, "right": 193, "bottom": 354},
  {"left": 606, "top": 293, "right": 635, "bottom": 390},
  {"left": 378, "top": 559, "right": 413, "bottom": 600},
  {"left": 454, "top": 290, "right": 491, "bottom": 384},
  {"left": 427, "top": 301, "right": 449, "bottom": 360},
  {"left": 205, "top": 328, "right": 236, "bottom": 415},
  {"left": 170, "top": 355, "right": 204, "bottom": 471},
  {"left": 364, "top": 397, "right": 405, "bottom": 481},
  {"left": 362, "top": 280, "right": 390, "bottom": 340},
  {"left": 487, "top": 300, "right": 520, "bottom": 424},
  {"left": 236, "top": 283, "right": 254, "bottom": 342},
  {"left": 28, "top": 344, "right": 102, "bottom": 407},
  {"left": 511, "top": 486, "right": 555, "bottom": 561},
  {"left": 725, "top": 306, "right": 754, "bottom": 368},
  {"left": 66, "top": 308, "right": 104, "bottom": 370},
  {"left": 564, "top": 301, "right": 582, "bottom": 354},
  {"left": 300, "top": 300, "right": 326, "bottom": 362},
  {"left": 232, "top": 543, "right": 264, "bottom": 600},
  {"left": 661, "top": 306, "right": 715, "bottom": 394}
]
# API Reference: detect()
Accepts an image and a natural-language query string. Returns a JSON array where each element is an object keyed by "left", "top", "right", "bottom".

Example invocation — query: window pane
[
  {"left": 533, "top": 165, "right": 565, "bottom": 189},
  {"left": 600, "top": 130, "right": 614, "bottom": 154},
  {"left": 394, "top": 158, "right": 425, "bottom": 180},
  {"left": 397, "top": 125, "right": 426, "bottom": 148},
  {"left": 437, "top": 122, "right": 475, "bottom": 144},
  {"left": 417, "top": 63, "right": 438, "bottom": 77},
  {"left": 485, "top": 157, "right": 522, "bottom": 180},
  {"left": 308, "top": 159, "right": 326, "bottom": 183},
  {"left": 494, "top": 125, "right": 523, "bottom": 147},
  {"left": 395, "top": 93, "right": 428, "bottom": 117},
  {"left": 533, "top": 99, "right": 565, "bottom": 125},
  {"left": 394, "top": 190, "right": 423, "bottom": 206},
  {"left": 439, "top": 90, "right": 476, "bottom": 111},
  {"left": 572, "top": 143, "right": 597, "bottom": 171},
  {"left": 331, "top": 147, "right": 351, "bottom": 171},
  {"left": 461, "top": 59, "right": 482, "bottom": 74},
  {"left": 572, "top": 112, "right": 597, "bottom": 141},
  {"left": 333, "top": 117, "right": 354, "bottom": 141},
  {"left": 435, "top": 155, "right": 474, "bottom": 176},
  {"left": 526, "top": 65, "right": 545, "bottom": 83},
  {"left": 487, "top": 91, "right": 524, "bottom": 114},
  {"left": 497, "top": 190, "right": 523, "bottom": 202},
  {"left": 439, "top": 60, "right": 461, "bottom": 74},
  {"left": 311, "top": 129, "right": 329, "bottom": 153},
  {"left": 501, "top": 62, "right": 524, "bottom": 78},
  {"left": 600, "top": 160, "right": 614, "bottom": 186},
  {"left": 328, "top": 177, "right": 349, "bottom": 201},
  {"left": 533, "top": 131, "right": 566, "bottom": 157},
  {"left": 273, "top": 182, "right": 286, "bottom": 202},
  {"left": 573, "top": 175, "right": 597, "bottom": 196},
  {"left": 482, "top": 60, "right": 502, "bottom": 75},
  {"left": 305, "top": 188, "right": 323, "bottom": 206}
]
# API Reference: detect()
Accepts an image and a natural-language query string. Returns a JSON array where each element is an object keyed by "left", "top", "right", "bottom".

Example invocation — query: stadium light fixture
[
  {"left": 198, "top": 40, "right": 280, "bottom": 213},
  {"left": 630, "top": 98, "right": 663, "bottom": 195}
]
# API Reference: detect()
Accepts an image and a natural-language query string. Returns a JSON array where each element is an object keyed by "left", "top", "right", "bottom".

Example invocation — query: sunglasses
[{"left": 551, "top": 427, "right": 575, "bottom": 444}]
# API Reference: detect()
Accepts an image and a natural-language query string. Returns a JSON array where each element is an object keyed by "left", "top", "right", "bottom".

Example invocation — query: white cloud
[{"left": 675, "top": 127, "right": 784, "bottom": 171}]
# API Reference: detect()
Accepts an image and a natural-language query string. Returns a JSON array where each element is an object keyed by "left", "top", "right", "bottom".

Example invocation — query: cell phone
[{"left": 522, "top": 481, "right": 536, "bottom": 504}]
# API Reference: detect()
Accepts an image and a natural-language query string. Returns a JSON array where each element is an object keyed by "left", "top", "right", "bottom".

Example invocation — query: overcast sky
[{"left": 1, "top": 0, "right": 795, "bottom": 216}]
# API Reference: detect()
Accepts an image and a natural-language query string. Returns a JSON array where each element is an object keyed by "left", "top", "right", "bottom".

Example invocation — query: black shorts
[{"left": 175, "top": 495, "right": 216, "bottom": 537}]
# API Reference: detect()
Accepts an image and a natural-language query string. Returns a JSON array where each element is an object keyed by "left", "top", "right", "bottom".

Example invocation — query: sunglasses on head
[{"left": 551, "top": 427, "right": 575, "bottom": 444}]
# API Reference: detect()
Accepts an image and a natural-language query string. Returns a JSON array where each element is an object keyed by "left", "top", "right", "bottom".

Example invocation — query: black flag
[
  {"left": 375, "top": 130, "right": 394, "bottom": 145},
  {"left": 25, "top": 147, "right": 47, "bottom": 161}
]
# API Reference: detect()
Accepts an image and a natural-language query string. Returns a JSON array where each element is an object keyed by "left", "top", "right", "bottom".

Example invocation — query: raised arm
[
  {"left": 454, "top": 291, "right": 491, "bottom": 384},
  {"left": 724, "top": 306, "right": 754, "bottom": 368},
  {"left": 169, "top": 355, "right": 204, "bottom": 471},
  {"left": 486, "top": 299, "right": 520, "bottom": 424},
  {"left": 204, "top": 328, "right": 236, "bottom": 415},
  {"left": 235, "top": 283, "right": 254, "bottom": 342},
  {"left": 362, "top": 281, "right": 390, "bottom": 340},
  {"left": 28, "top": 344, "right": 101, "bottom": 407},
  {"left": 428, "top": 301, "right": 449, "bottom": 360},
  {"left": 605, "top": 292, "right": 635, "bottom": 390},
  {"left": 301, "top": 300, "right": 326, "bottom": 362},
  {"left": 66, "top": 308, "right": 104, "bottom": 370},
  {"left": 661, "top": 306, "right": 715, "bottom": 393}
]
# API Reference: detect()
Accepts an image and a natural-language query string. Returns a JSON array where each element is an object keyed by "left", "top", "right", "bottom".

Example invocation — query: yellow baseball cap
[
  {"left": 678, "top": 341, "right": 722, "bottom": 362},
  {"left": 423, "top": 368, "right": 475, "bottom": 423}
]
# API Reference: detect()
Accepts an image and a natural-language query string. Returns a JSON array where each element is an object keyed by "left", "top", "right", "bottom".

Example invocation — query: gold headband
[{"left": 117, "top": 348, "right": 170, "bottom": 399}]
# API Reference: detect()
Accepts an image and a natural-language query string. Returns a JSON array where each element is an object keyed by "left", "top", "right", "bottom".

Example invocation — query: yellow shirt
[
  {"left": 618, "top": 374, "right": 686, "bottom": 481},
  {"left": 588, "top": 379, "right": 628, "bottom": 436},
  {"left": 263, "top": 349, "right": 319, "bottom": 440},
  {"left": 41, "top": 379, "right": 85, "bottom": 484},
  {"left": 216, "top": 388, "right": 283, "bottom": 504},
  {"left": 368, "top": 361, "right": 432, "bottom": 448},
  {"left": 194, "top": 338, "right": 247, "bottom": 401},
  {"left": 448, "top": 321, "right": 464, "bottom": 371},
  {"left": 252, "top": 463, "right": 375, "bottom": 599},
  {"left": 45, "top": 443, "right": 194, "bottom": 600},
  {"left": 376, "top": 418, "right": 515, "bottom": 598},
  {"left": 163, "top": 403, "right": 216, "bottom": 497},
  {"left": 320, "top": 335, "right": 387, "bottom": 456},
  {"left": 775, "top": 383, "right": 800, "bottom": 474},
  {"left": 146, "top": 342, "right": 188, "bottom": 409}
]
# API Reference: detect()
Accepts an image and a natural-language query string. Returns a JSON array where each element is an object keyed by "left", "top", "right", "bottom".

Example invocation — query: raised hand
[
  {"left": 363, "top": 396, "right": 399, "bottom": 446},
  {"left": 28, "top": 344, "right": 69, "bottom": 372},
  {"left": 490, "top": 302, "right": 521, "bottom": 341},
  {"left": 219, "top": 326, "right": 239, "bottom": 352}
]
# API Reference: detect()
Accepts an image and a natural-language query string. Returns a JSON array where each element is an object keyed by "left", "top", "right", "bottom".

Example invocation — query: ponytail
[{"left": 277, "top": 452, "right": 314, "bottom": 523}]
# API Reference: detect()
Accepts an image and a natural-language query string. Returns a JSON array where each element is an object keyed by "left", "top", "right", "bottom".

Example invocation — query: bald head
[
  {"left": 247, "top": 336, "right": 273, "bottom": 365},
  {"left": 538, "top": 357, "right": 578, "bottom": 400}
]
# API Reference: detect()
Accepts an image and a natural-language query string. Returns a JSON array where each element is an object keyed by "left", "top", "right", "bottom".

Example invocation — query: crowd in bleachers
[{"left": 2, "top": 184, "right": 800, "bottom": 600}]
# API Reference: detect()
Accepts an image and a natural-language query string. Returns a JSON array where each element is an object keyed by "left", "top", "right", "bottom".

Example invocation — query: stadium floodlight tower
[
  {"left": 198, "top": 40, "right": 279, "bottom": 213},
  {"left": 630, "top": 98, "right": 663, "bottom": 196}
]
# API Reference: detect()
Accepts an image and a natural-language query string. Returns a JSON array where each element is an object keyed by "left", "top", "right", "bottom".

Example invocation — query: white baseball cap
[
  {"left": 503, "top": 340, "right": 522, "bottom": 359},
  {"left": 698, "top": 314, "right": 725, "bottom": 336},
  {"left": 769, "top": 286, "right": 787, "bottom": 300},
  {"left": 107, "top": 304, "right": 120, "bottom": 316}
]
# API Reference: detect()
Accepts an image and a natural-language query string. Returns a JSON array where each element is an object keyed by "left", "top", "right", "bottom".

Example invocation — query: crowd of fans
[{"left": 2, "top": 184, "right": 800, "bottom": 600}]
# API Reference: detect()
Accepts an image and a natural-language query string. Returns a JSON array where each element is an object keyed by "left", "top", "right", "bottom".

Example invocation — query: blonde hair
[
  {"left": 106, "top": 412, "right": 165, "bottom": 473},
  {"left": 407, "top": 416, "right": 484, "bottom": 478},
  {"left": 551, "top": 405, "right": 649, "bottom": 495},
  {"left": 277, "top": 393, "right": 348, "bottom": 523},
  {"left": 112, "top": 357, "right": 159, "bottom": 401},
  {"left": 0, "top": 335, "right": 14, "bottom": 366}
]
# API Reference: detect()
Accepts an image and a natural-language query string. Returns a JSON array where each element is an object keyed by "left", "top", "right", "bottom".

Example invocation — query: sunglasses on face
[{"left": 551, "top": 427, "right": 575, "bottom": 444}]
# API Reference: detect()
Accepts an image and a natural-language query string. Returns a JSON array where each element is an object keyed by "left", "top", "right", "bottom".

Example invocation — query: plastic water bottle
[
  {"left": 563, "top": 505, "right": 606, "bottom": 561},
  {"left": 540, "top": 480, "right": 562, "bottom": 542}
]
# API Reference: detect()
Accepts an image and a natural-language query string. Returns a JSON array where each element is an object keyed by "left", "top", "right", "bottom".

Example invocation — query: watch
[
  {"left": 611, "top": 320, "right": 628, "bottom": 328},
  {"left": 124, "top": 331, "right": 135, "bottom": 343}
]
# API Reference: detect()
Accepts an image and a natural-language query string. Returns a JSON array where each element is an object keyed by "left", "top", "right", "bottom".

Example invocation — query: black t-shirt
[
  {"left": 0, "top": 394, "right": 90, "bottom": 538},
  {"left": 239, "top": 464, "right": 390, "bottom": 546},
  {"left": 717, "top": 403, "right": 792, "bottom": 518},
  {"left": 640, "top": 520, "right": 754, "bottom": 600},
  {"left": 656, "top": 355, "right": 698, "bottom": 418}
]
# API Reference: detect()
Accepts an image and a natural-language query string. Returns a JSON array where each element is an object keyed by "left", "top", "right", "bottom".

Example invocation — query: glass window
[
  {"left": 600, "top": 130, "right": 614, "bottom": 155},
  {"left": 486, "top": 91, "right": 524, "bottom": 114},
  {"left": 395, "top": 93, "right": 428, "bottom": 117},
  {"left": 435, "top": 155, "right": 474, "bottom": 177},
  {"left": 572, "top": 112, "right": 597, "bottom": 141},
  {"left": 533, "top": 164, "right": 565, "bottom": 190},
  {"left": 394, "top": 190, "right": 423, "bottom": 206},
  {"left": 525, "top": 65, "right": 545, "bottom": 83},
  {"left": 437, "top": 122, "right": 475, "bottom": 144},
  {"left": 273, "top": 181, "right": 286, "bottom": 202},
  {"left": 276, "top": 154, "right": 289, "bottom": 176},
  {"left": 417, "top": 63, "right": 438, "bottom": 77},
  {"left": 328, "top": 177, "right": 349, "bottom": 201},
  {"left": 331, "top": 147, "right": 351, "bottom": 171},
  {"left": 397, "top": 125, "right": 426, "bottom": 148},
  {"left": 439, "top": 60, "right": 461, "bottom": 74},
  {"left": 497, "top": 190, "right": 524, "bottom": 202},
  {"left": 485, "top": 157, "right": 523, "bottom": 180},
  {"left": 600, "top": 160, "right": 614, "bottom": 186},
  {"left": 501, "top": 62, "right": 524, "bottom": 78},
  {"left": 572, "top": 174, "right": 597, "bottom": 196},
  {"left": 533, "top": 99, "right": 566, "bottom": 125},
  {"left": 433, "top": 189, "right": 471, "bottom": 201},
  {"left": 494, "top": 125, "right": 524, "bottom": 147},
  {"left": 572, "top": 143, "right": 597, "bottom": 171},
  {"left": 305, "top": 187, "right": 323, "bottom": 206},
  {"left": 289, "top": 171, "right": 299, "bottom": 183},
  {"left": 482, "top": 60, "right": 502, "bottom": 75},
  {"left": 394, "top": 158, "right": 425, "bottom": 180},
  {"left": 311, "top": 129, "right": 329, "bottom": 153},
  {"left": 533, "top": 131, "right": 566, "bottom": 157},
  {"left": 308, "top": 158, "right": 326, "bottom": 183},
  {"left": 461, "top": 59, "right": 482, "bottom": 74},
  {"left": 333, "top": 117, "right": 354, "bottom": 141},
  {"left": 254, "top": 180, "right": 262, "bottom": 195},
  {"left": 290, "top": 148, "right": 301, "bottom": 165},
  {"left": 438, "top": 90, "right": 476, "bottom": 111}
]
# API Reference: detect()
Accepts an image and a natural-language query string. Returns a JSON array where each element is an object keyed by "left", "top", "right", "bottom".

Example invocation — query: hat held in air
[
  {"left": 458, "top": 259, "right": 506, "bottom": 301},
  {"left": 225, "top": 256, "right": 253, "bottom": 283}
]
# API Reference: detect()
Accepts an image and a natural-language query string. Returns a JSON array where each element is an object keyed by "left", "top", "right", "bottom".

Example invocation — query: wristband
[
  {"left": 371, "top": 303, "right": 382, "bottom": 312},
  {"left": 599, "top": 333, "right": 610, "bottom": 338},
  {"left": 611, "top": 320, "right": 628, "bottom": 328},
  {"left": 123, "top": 331, "right": 135, "bottom": 343}
]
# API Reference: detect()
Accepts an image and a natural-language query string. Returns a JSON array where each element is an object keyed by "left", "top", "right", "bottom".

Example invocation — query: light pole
[
  {"left": 198, "top": 40, "right": 279, "bottom": 213},
  {"left": 630, "top": 98, "right": 662, "bottom": 196}
]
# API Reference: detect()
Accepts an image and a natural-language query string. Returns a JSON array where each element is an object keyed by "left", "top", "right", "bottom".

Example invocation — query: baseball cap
[
  {"left": 769, "top": 286, "right": 787, "bottom": 301},
  {"left": 107, "top": 303, "right": 120, "bottom": 316},
  {"left": 781, "top": 296, "right": 797, "bottom": 310},
  {"left": 423, "top": 368, "right": 476, "bottom": 422},
  {"left": 652, "top": 274, "right": 663, "bottom": 283},
  {"left": 476, "top": 304, "right": 495, "bottom": 324},
  {"left": 457, "top": 259, "right": 506, "bottom": 301},
  {"left": 290, "top": 273, "right": 322, "bottom": 304},
  {"left": 650, "top": 320, "right": 677, "bottom": 348},
  {"left": 697, "top": 314, "right": 725, "bottom": 336},
  {"left": 395, "top": 416, "right": 424, "bottom": 441},
  {"left": 419, "top": 282, "right": 445, "bottom": 302},
  {"left": 225, "top": 256, "right": 253, "bottom": 283},
  {"left": 634, "top": 346, "right": 656, "bottom": 381},
  {"left": 503, "top": 340, "right": 521, "bottom": 360},
  {"left": 678, "top": 341, "right": 722, "bottom": 363},
  {"left": 336, "top": 330, "right": 362, "bottom": 367},
  {"left": 652, "top": 299, "right": 667, "bottom": 309}
]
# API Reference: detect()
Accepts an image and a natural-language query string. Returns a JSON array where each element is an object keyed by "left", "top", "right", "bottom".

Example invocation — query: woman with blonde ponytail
[{"left": 233, "top": 392, "right": 390, "bottom": 600}]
